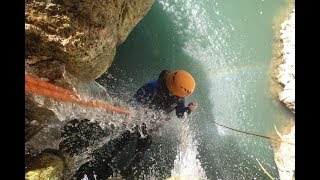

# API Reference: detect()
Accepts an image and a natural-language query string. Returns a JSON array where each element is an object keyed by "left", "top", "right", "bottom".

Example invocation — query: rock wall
[
  {"left": 274, "top": 124, "right": 295, "bottom": 180},
  {"left": 25, "top": 0, "right": 155, "bottom": 160},
  {"left": 277, "top": 9, "right": 295, "bottom": 113},
  {"left": 25, "top": 0, "right": 154, "bottom": 85},
  {"left": 273, "top": 8, "right": 295, "bottom": 180}
]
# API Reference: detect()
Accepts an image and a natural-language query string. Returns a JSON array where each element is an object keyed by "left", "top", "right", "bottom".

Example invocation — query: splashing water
[
  {"left": 158, "top": 0, "right": 261, "bottom": 133},
  {"left": 26, "top": 0, "right": 294, "bottom": 179},
  {"left": 170, "top": 118, "right": 208, "bottom": 180},
  {"left": 26, "top": 77, "right": 176, "bottom": 179},
  {"left": 152, "top": 0, "right": 292, "bottom": 179}
]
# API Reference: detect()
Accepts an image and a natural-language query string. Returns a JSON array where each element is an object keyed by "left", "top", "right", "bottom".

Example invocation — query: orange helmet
[{"left": 165, "top": 70, "right": 195, "bottom": 97}]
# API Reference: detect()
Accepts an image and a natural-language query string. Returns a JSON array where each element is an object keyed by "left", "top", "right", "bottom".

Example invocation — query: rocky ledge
[
  {"left": 273, "top": 8, "right": 295, "bottom": 180},
  {"left": 25, "top": 0, "right": 154, "bottom": 85},
  {"left": 25, "top": 0, "right": 155, "bottom": 146},
  {"left": 277, "top": 9, "right": 295, "bottom": 113},
  {"left": 25, "top": 1, "right": 155, "bottom": 179}
]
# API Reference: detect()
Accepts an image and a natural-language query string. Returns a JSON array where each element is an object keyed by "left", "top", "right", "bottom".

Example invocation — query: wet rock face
[
  {"left": 25, "top": 0, "right": 155, "bottom": 83},
  {"left": 25, "top": 96, "right": 60, "bottom": 142},
  {"left": 59, "top": 119, "right": 110, "bottom": 155},
  {"left": 25, "top": 149, "right": 68, "bottom": 180}
]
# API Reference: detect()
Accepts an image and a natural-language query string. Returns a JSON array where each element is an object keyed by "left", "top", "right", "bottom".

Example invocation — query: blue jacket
[{"left": 133, "top": 70, "right": 192, "bottom": 118}]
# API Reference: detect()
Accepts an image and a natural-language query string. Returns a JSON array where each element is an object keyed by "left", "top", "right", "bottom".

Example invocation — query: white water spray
[{"left": 169, "top": 118, "right": 208, "bottom": 180}]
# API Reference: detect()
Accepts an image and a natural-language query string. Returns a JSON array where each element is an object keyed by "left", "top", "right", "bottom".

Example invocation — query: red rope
[{"left": 25, "top": 74, "right": 132, "bottom": 116}]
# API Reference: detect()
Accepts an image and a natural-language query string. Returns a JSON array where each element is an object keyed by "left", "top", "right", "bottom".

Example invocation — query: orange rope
[
  {"left": 213, "top": 121, "right": 295, "bottom": 145},
  {"left": 26, "top": 74, "right": 77, "bottom": 96},
  {"left": 25, "top": 74, "right": 132, "bottom": 116}
]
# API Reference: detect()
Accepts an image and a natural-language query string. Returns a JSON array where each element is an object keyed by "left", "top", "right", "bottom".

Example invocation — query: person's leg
[
  {"left": 59, "top": 119, "right": 109, "bottom": 155},
  {"left": 122, "top": 123, "right": 153, "bottom": 179},
  {"left": 73, "top": 130, "right": 141, "bottom": 179}
]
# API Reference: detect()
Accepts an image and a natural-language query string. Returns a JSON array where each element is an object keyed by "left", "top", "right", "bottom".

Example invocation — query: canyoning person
[
  {"left": 72, "top": 70, "right": 198, "bottom": 179},
  {"left": 133, "top": 69, "right": 198, "bottom": 118},
  {"left": 117, "top": 70, "right": 198, "bottom": 174}
]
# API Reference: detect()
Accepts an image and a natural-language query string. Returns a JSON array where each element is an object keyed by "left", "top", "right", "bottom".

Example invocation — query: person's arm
[
  {"left": 133, "top": 80, "right": 157, "bottom": 104},
  {"left": 175, "top": 99, "right": 198, "bottom": 118}
]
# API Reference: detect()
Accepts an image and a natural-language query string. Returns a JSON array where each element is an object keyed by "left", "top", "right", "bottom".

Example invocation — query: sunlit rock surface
[
  {"left": 25, "top": 0, "right": 154, "bottom": 142},
  {"left": 25, "top": 0, "right": 154, "bottom": 83},
  {"left": 274, "top": 8, "right": 295, "bottom": 180},
  {"left": 25, "top": 1, "right": 155, "bottom": 178},
  {"left": 274, "top": 125, "right": 295, "bottom": 180},
  {"left": 25, "top": 150, "right": 74, "bottom": 180},
  {"left": 277, "top": 9, "right": 295, "bottom": 113}
]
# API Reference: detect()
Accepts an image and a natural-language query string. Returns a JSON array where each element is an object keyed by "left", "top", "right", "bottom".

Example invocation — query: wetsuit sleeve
[
  {"left": 175, "top": 99, "right": 192, "bottom": 118},
  {"left": 133, "top": 80, "right": 157, "bottom": 104}
]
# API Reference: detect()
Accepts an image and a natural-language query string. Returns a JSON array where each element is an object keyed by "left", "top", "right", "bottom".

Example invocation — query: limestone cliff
[
  {"left": 25, "top": 0, "right": 155, "bottom": 146},
  {"left": 25, "top": 0, "right": 154, "bottom": 84},
  {"left": 277, "top": 9, "right": 295, "bottom": 113},
  {"left": 272, "top": 8, "right": 295, "bottom": 180}
]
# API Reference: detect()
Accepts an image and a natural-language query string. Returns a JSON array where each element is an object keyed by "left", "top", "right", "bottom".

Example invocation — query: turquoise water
[{"left": 98, "top": 0, "right": 294, "bottom": 179}]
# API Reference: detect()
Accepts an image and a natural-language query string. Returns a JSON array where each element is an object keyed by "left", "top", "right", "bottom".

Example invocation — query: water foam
[{"left": 170, "top": 118, "right": 208, "bottom": 180}]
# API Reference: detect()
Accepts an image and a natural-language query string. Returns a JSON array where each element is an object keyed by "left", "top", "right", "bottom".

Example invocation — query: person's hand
[{"left": 188, "top": 102, "right": 198, "bottom": 111}]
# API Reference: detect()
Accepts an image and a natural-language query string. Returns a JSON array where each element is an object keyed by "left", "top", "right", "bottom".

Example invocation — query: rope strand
[
  {"left": 25, "top": 74, "right": 132, "bottom": 116},
  {"left": 213, "top": 121, "right": 294, "bottom": 145}
]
